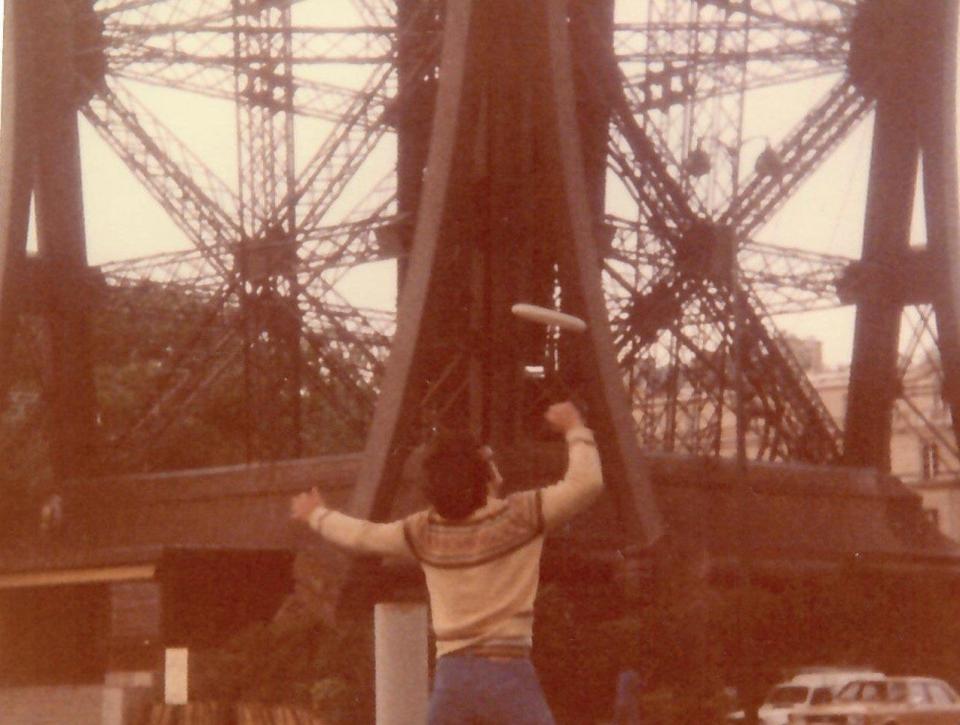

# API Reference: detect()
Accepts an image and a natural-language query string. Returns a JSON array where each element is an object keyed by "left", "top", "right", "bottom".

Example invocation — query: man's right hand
[{"left": 544, "top": 401, "right": 584, "bottom": 433}]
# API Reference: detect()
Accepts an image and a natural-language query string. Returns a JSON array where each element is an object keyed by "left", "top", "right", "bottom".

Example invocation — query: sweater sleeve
[
  {"left": 307, "top": 507, "right": 414, "bottom": 559},
  {"left": 539, "top": 426, "right": 604, "bottom": 531}
]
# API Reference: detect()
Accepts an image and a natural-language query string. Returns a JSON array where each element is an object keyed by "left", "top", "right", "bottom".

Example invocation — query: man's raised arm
[{"left": 539, "top": 402, "right": 604, "bottom": 530}]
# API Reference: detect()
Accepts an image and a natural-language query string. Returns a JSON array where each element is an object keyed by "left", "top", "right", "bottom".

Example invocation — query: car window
[
  {"left": 766, "top": 686, "right": 809, "bottom": 706},
  {"left": 810, "top": 687, "right": 833, "bottom": 705},
  {"left": 837, "top": 683, "right": 861, "bottom": 702},
  {"left": 860, "top": 683, "right": 884, "bottom": 702},
  {"left": 905, "top": 681, "right": 930, "bottom": 705},
  {"left": 927, "top": 681, "right": 957, "bottom": 705},
  {"left": 887, "top": 680, "right": 908, "bottom": 703}
]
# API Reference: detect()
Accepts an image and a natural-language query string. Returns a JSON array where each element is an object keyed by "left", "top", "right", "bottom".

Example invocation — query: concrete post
[
  {"left": 375, "top": 602, "right": 429, "bottom": 725},
  {"left": 163, "top": 648, "right": 188, "bottom": 705}
]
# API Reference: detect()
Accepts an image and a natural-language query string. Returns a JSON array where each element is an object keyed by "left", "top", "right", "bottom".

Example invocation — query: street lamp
[
  {"left": 683, "top": 135, "right": 783, "bottom": 184},
  {"left": 683, "top": 135, "right": 784, "bottom": 725}
]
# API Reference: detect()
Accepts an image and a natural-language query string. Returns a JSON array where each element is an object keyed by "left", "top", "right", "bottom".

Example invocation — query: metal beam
[
  {"left": 28, "top": 0, "right": 100, "bottom": 479},
  {"left": 0, "top": 0, "right": 35, "bottom": 405},
  {"left": 844, "top": 3, "right": 925, "bottom": 470},
  {"left": 920, "top": 0, "right": 960, "bottom": 461}
]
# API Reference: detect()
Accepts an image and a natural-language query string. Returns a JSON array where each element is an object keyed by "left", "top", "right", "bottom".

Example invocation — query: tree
[{"left": 1, "top": 279, "right": 371, "bottom": 481}]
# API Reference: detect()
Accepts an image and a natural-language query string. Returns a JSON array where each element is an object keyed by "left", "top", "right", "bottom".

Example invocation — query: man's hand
[
  {"left": 290, "top": 487, "right": 326, "bottom": 523},
  {"left": 544, "top": 401, "right": 584, "bottom": 433},
  {"left": 480, "top": 445, "right": 505, "bottom": 498}
]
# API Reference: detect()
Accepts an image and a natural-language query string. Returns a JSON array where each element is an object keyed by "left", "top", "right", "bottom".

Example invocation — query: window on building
[{"left": 921, "top": 442, "right": 941, "bottom": 479}]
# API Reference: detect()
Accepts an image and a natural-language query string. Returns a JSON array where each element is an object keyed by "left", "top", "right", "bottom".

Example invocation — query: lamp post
[
  {"left": 683, "top": 136, "right": 782, "bottom": 725},
  {"left": 684, "top": 135, "right": 782, "bottom": 185}
]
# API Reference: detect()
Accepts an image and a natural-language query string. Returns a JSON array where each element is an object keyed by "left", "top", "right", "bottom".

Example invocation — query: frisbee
[{"left": 511, "top": 303, "right": 587, "bottom": 333}]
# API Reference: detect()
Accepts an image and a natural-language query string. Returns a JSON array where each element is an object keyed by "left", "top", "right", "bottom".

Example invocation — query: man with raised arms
[{"left": 290, "top": 400, "right": 603, "bottom": 724}]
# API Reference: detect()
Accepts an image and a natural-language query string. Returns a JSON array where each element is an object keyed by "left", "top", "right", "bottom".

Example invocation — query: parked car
[
  {"left": 728, "top": 670, "right": 885, "bottom": 725},
  {"left": 787, "top": 676, "right": 960, "bottom": 724}
]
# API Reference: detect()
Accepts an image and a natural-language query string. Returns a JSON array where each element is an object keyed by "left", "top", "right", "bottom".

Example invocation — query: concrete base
[
  {"left": 0, "top": 684, "right": 148, "bottom": 725},
  {"left": 375, "top": 602, "right": 429, "bottom": 725}
]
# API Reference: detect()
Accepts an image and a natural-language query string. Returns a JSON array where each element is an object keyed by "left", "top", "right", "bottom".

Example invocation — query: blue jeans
[{"left": 428, "top": 654, "right": 557, "bottom": 725}]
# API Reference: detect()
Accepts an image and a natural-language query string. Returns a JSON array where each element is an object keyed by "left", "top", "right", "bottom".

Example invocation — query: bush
[{"left": 190, "top": 616, "right": 373, "bottom": 724}]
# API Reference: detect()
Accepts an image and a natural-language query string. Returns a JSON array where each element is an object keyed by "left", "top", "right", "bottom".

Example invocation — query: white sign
[{"left": 164, "top": 647, "right": 189, "bottom": 705}]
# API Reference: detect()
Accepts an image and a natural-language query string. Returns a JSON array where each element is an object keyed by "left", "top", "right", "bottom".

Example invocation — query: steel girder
[
  {"left": 0, "top": 0, "right": 99, "bottom": 480},
  {"left": 844, "top": 0, "right": 960, "bottom": 472}
]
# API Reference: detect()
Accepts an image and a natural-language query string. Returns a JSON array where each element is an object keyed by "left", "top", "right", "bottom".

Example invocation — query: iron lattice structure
[{"left": 0, "top": 0, "right": 958, "bottom": 482}]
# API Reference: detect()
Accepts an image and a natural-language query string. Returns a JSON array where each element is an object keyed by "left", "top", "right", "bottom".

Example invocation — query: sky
[{"left": 0, "top": 1, "right": 953, "bottom": 367}]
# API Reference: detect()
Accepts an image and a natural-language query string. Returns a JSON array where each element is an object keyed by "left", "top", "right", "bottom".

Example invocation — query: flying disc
[{"left": 511, "top": 303, "right": 587, "bottom": 333}]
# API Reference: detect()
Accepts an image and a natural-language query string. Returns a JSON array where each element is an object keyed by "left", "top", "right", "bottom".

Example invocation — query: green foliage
[
  {"left": 2, "top": 281, "right": 370, "bottom": 479},
  {"left": 310, "top": 677, "right": 358, "bottom": 724},
  {"left": 191, "top": 616, "right": 373, "bottom": 724},
  {"left": 534, "top": 569, "right": 731, "bottom": 724},
  {"left": 534, "top": 582, "right": 620, "bottom": 720},
  {"left": 177, "top": 563, "right": 960, "bottom": 724},
  {"left": 0, "top": 322, "right": 54, "bottom": 494},
  {"left": 531, "top": 560, "right": 960, "bottom": 724},
  {"left": 0, "top": 406, "right": 53, "bottom": 495}
]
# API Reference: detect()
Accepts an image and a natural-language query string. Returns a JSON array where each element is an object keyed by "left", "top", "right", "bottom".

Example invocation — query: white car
[
  {"left": 729, "top": 671, "right": 885, "bottom": 725},
  {"left": 787, "top": 676, "right": 960, "bottom": 724}
]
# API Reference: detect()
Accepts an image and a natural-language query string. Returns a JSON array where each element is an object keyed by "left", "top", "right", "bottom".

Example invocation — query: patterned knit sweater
[{"left": 308, "top": 427, "right": 603, "bottom": 657}]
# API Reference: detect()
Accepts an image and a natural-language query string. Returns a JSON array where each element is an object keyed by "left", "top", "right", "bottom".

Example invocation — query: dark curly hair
[{"left": 422, "top": 430, "right": 490, "bottom": 520}]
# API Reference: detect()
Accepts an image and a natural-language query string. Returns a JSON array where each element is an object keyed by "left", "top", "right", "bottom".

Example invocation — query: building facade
[{"left": 796, "top": 337, "right": 960, "bottom": 542}]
